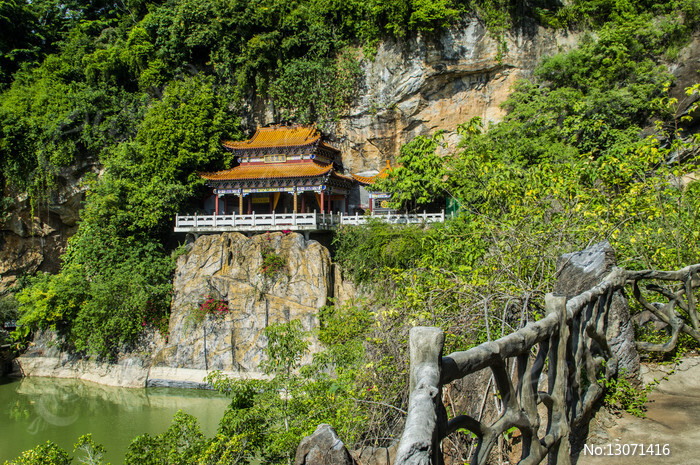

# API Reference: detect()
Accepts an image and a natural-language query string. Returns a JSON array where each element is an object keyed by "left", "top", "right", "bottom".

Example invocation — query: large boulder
[
  {"left": 554, "top": 241, "right": 640, "bottom": 384},
  {"left": 295, "top": 424, "right": 356, "bottom": 465},
  {"left": 152, "top": 232, "right": 330, "bottom": 377}
]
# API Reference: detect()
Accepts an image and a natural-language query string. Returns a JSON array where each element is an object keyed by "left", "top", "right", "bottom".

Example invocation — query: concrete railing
[
  {"left": 394, "top": 263, "right": 700, "bottom": 465},
  {"left": 174, "top": 211, "right": 341, "bottom": 231},
  {"left": 174, "top": 210, "right": 447, "bottom": 232},
  {"left": 340, "top": 210, "right": 446, "bottom": 226}
]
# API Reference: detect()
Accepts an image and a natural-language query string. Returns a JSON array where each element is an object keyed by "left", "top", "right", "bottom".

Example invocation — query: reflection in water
[
  {"left": 0, "top": 376, "right": 230, "bottom": 464},
  {"left": 29, "top": 383, "right": 80, "bottom": 433}
]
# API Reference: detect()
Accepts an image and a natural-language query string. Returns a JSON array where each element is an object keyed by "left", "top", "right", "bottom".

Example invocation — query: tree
[{"left": 373, "top": 131, "right": 448, "bottom": 210}]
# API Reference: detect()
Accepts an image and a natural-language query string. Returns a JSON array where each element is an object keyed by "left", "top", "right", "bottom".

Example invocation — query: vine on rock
[
  {"left": 191, "top": 294, "right": 230, "bottom": 325},
  {"left": 260, "top": 233, "right": 287, "bottom": 279}
]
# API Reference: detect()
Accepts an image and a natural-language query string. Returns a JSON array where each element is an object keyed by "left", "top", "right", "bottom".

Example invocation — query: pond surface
[{"left": 0, "top": 376, "right": 230, "bottom": 464}]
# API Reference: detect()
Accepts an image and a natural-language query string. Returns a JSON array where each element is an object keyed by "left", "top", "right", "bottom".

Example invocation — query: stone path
[{"left": 577, "top": 357, "right": 700, "bottom": 465}]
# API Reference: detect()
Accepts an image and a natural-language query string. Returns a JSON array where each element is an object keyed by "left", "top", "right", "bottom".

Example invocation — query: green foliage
[
  {"left": 80, "top": 75, "right": 238, "bottom": 239},
  {"left": 0, "top": 293, "right": 18, "bottom": 323},
  {"left": 603, "top": 374, "right": 653, "bottom": 417},
  {"left": 125, "top": 411, "right": 206, "bottom": 465},
  {"left": 261, "top": 320, "right": 309, "bottom": 378},
  {"left": 260, "top": 235, "right": 287, "bottom": 279},
  {"left": 0, "top": 0, "right": 40, "bottom": 85},
  {"left": 13, "top": 229, "right": 174, "bottom": 357},
  {"left": 201, "top": 318, "right": 378, "bottom": 463},
  {"left": 269, "top": 49, "right": 362, "bottom": 126},
  {"left": 373, "top": 131, "right": 448, "bottom": 209},
  {"left": 333, "top": 219, "right": 430, "bottom": 283},
  {"left": 3, "top": 441, "right": 71, "bottom": 465},
  {"left": 13, "top": 271, "right": 87, "bottom": 342},
  {"left": 73, "top": 434, "right": 110, "bottom": 465}
]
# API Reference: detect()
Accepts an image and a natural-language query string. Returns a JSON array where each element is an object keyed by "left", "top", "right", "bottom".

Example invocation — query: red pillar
[
  {"left": 215, "top": 192, "right": 219, "bottom": 215},
  {"left": 247, "top": 196, "right": 252, "bottom": 214},
  {"left": 320, "top": 191, "right": 325, "bottom": 214},
  {"left": 223, "top": 196, "right": 228, "bottom": 215},
  {"left": 301, "top": 193, "right": 306, "bottom": 213},
  {"left": 369, "top": 194, "right": 373, "bottom": 213}
]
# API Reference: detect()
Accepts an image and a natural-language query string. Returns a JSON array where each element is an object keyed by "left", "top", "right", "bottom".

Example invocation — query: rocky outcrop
[
  {"left": 554, "top": 241, "right": 641, "bottom": 384},
  {"left": 0, "top": 157, "right": 99, "bottom": 295},
  {"left": 152, "top": 232, "right": 329, "bottom": 379},
  {"left": 17, "top": 232, "right": 333, "bottom": 387},
  {"left": 295, "top": 424, "right": 356, "bottom": 465},
  {"left": 0, "top": 208, "right": 70, "bottom": 295}
]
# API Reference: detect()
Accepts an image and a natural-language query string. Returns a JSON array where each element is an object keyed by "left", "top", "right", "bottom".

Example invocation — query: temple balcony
[
  {"left": 174, "top": 210, "right": 447, "bottom": 235},
  {"left": 339, "top": 210, "right": 446, "bottom": 226}
]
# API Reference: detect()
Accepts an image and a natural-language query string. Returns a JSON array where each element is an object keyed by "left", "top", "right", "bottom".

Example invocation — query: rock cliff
[
  {"left": 17, "top": 232, "right": 334, "bottom": 387},
  {"left": 151, "top": 232, "right": 330, "bottom": 382},
  {"left": 246, "top": 19, "right": 579, "bottom": 172},
  {"left": 0, "top": 157, "right": 100, "bottom": 295}
]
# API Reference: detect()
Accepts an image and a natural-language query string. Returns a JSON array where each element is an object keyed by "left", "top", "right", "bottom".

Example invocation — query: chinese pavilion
[{"left": 200, "top": 125, "right": 356, "bottom": 215}]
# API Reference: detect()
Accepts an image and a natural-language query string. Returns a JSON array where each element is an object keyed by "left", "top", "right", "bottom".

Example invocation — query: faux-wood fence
[{"left": 394, "top": 264, "right": 700, "bottom": 465}]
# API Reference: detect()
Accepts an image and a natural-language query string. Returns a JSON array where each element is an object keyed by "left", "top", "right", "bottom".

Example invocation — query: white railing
[
  {"left": 175, "top": 211, "right": 341, "bottom": 230},
  {"left": 339, "top": 210, "right": 446, "bottom": 225},
  {"left": 174, "top": 210, "right": 447, "bottom": 231}
]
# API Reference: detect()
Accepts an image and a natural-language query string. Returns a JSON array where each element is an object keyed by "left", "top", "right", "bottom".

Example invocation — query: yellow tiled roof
[
  {"left": 201, "top": 161, "right": 336, "bottom": 181},
  {"left": 351, "top": 160, "right": 395, "bottom": 185},
  {"left": 222, "top": 125, "right": 322, "bottom": 150}
]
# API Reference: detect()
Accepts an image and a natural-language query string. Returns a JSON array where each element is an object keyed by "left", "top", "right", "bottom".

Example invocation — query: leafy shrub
[
  {"left": 0, "top": 294, "right": 18, "bottom": 324},
  {"left": 603, "top": 374, "right": 653, "bottom": 417},
  {"left": 260, "top": 234, "right": 286, "bottom": 279},
  {"left": 13, "top": 233, "right": 174, "bottom": 358},
  {"left": 3, "top": 441, "right": 71, "bottom": 465},
  {"left": 333, "top": 219, "right": 430, "bottom": 283},
  {"left": 125, "top": 411, "right": 206, "bottom": 465}
]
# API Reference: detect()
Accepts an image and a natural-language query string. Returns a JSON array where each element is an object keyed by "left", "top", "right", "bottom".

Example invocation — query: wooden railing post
[
  {"left": 395, "top": 327, "right": 445, "bottom": 465},
  {"left": 546, "top": 293, "right": 571, "bottom": 465}
]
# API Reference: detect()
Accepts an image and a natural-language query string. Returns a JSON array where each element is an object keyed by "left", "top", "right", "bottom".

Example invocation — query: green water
[{"left": 0, "top": 376, "right": 231, "bottom": 464}]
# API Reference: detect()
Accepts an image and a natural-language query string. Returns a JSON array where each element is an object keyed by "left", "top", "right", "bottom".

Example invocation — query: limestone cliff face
[
  {"left": 152, "top": 232, "right": 330, "bottom": 378},
  {"left": 0, "top": 157, "right": 100, "bottom": 295},
  {"left": 337, "top": 21, "right": 581, "bottom": 171},
  {"left": 245, "top": 19, "right": 579, "bottom": 172}
]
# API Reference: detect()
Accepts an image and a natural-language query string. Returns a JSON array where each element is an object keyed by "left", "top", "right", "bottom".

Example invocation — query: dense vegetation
[
  {"left": 331, "top": 4, "right": 700, "bottom": 454},
  {"left": 3, "top": 0, "right": 700, "bottom": 464},
  {"left": 0, "top": 0, "right": 582, "bottom": 358}
]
